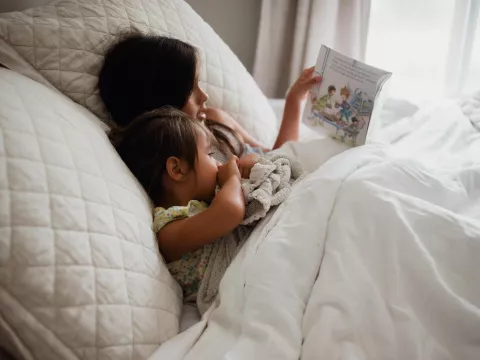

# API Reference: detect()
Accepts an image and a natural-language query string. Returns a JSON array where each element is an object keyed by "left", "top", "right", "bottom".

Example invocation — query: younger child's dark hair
[
  {"left": 99, "top": 33, "right": 243, "bottom": 159},
  {"left": 328, "top": 85, "right": 336, "bottom": 92},
  {"left": 351, "top": 116, "right": 358, "bottom": 123},
  {"left": 109, "top": 107, "right": 212, "bottom": 204}
]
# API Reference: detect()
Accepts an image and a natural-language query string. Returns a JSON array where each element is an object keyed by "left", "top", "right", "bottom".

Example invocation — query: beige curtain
[{"left": 253, "top": 0, "right": 371, "bottom": 98}]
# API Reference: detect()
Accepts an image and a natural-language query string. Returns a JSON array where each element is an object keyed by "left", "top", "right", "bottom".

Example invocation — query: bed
[
  {"left": 0, "top": 1, "right": 479, "bottom": 360},
  {"left": 153, "top": 97, "right": 480, "bottom": 359}
]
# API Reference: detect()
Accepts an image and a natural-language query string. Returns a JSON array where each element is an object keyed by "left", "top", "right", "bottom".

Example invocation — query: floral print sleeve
[
  {"left": 153, "top": 200, "right": 208, "bottom": 233},
  {"left": 152, "top": 200, "right": 209, "bottom": 303}
]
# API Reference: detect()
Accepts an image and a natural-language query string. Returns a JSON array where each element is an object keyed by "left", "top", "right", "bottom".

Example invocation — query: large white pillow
[
  {"left": 0, "top": 67, "right": 182, "bottom": 360},
  {"left": 0, "top": 0, "right": 277, "bottom": 146}
]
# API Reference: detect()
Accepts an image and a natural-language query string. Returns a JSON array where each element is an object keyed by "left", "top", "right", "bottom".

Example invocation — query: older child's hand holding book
[{"left": 274, "top": 67, "right": 322, "bottom": 149}]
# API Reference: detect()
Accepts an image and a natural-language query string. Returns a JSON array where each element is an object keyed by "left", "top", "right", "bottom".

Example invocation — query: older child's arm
[
  {"left": 205, "top": 107, "right": 270, "bottom": 151},
  {"left": 157, "top": 158, "right": 245, "bottom": 262},
  {"left": 273, "top": 92, "right": 303, "bottom": 149},
  {"left": 273, "top": 67, "right": 321, "bottom": 149}
]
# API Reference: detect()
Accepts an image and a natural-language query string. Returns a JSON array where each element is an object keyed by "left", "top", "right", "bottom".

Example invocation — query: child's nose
[{"left": 201, "top": 89, "right": 209, "bottom": 103}]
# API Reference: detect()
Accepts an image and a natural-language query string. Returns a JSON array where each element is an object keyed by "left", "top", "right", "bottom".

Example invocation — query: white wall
[{"left": 186, "top": 0, "right": 260, "bottom": 73}]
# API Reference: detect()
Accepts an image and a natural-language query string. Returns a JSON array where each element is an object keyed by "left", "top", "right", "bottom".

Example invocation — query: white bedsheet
[
  {"left": 151, "top": 97, "right": 480, "bottom": 360},
  {"left": 179, "top": 305, "right": 200, "bottom": 333}
]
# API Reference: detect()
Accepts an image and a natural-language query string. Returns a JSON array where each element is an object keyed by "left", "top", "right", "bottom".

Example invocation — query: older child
[{"left": 99, "top": 34, "right": 320, "bottom": 159}]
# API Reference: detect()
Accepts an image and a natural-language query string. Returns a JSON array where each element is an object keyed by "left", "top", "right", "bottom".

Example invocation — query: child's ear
[{"left": 165, "top": 157, "right": 189, "bottom": 181}]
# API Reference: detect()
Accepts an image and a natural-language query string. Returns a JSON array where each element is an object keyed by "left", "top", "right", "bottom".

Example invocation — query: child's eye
[{"left": 208, "top": 152, "right": 215, "bottom": 157}]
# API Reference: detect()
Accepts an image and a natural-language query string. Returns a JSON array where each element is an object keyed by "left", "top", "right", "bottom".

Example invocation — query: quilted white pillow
[
  {"left": 0, "top": 68, "right": 182, "bottom": 360},
  {"left": 0, "top": 0, "right": 277, "bottom": 146}
]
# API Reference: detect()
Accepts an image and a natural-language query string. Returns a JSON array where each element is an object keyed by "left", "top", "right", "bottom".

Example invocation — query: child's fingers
[
  {"left": 243, "top": 165, "right": 251, "bottom": 179},
  {"left": 239, "top": 166, "right": 247, "bottom": 179},
  {"left": 228, "top": 156, "right": 239, "bottom": 166},
  {"left": 229, "top": 157, "right": 241, "bottom": 173},
  {"left": 308, "top": 75, "right": 322, "bottom": 85}
]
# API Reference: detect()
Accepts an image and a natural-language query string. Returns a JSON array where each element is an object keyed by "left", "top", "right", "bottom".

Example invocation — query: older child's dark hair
[
  {"left": 99, "top": 33, "right": 243, "bottom": 158},
  {"left": 99, "top": 33, "right": 197, "bottom": 126},
  {"left": 328, "top": 85, "right": 336, "bottom": 92},
  {"left": 109, "top": 107, "right": 211, "bottom": 204}
]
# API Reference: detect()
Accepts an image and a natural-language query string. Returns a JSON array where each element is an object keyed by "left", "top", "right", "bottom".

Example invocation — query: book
[{"left": 303, "top": 45, "right": 392, "bottom": 146}]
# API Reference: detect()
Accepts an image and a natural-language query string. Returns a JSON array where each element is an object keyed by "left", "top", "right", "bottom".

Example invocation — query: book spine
[{"left": 319, "top": 46, "right": 330, "bottom": 76}]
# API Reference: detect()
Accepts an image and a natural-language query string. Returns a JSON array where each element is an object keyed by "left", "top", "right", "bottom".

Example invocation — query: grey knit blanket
[{"left": 196, "top": 152, "right": 305, "bottom": 315}]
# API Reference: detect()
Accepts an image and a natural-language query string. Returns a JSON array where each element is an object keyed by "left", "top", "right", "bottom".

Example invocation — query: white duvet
[{"left": 151, "top": 97, "right": 480, "bottom": 360}]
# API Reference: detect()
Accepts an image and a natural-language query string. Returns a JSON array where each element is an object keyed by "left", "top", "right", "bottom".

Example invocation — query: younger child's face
[
  {"left": 191, "top": 129, "right": 219, "bottom": 202},
  {"left": 329, "top": 90, "right": 335, "bottom": 95}
]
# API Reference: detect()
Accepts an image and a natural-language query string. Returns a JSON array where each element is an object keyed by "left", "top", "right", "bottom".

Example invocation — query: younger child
[{"left": 110, "top": 107, "right": 255, "bottom": 302}]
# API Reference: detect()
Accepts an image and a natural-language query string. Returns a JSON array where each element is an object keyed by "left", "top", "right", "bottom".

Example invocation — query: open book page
[{"left": 303, "top": 45, "right": 392, "bottom": 146}]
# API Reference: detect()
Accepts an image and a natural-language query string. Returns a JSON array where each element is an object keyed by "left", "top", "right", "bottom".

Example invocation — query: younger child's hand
[
  {"left": 288, "top": 66, "right": 322, "bottom": 102},
  {"left": 238, "top": 153, "right": 260, "bottom": 179},
  {"left": 217, "top": 156, "right": 241, "bottom": 187}
]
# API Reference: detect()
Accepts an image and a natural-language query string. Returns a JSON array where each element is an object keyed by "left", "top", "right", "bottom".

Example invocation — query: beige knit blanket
[{"left": 196, "top": 152, "right": 305, "bottom": 315}]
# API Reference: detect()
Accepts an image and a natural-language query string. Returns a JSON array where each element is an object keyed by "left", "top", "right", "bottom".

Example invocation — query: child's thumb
[{"left": 228, "top": 156, "right": 239, "bottom": 166}]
